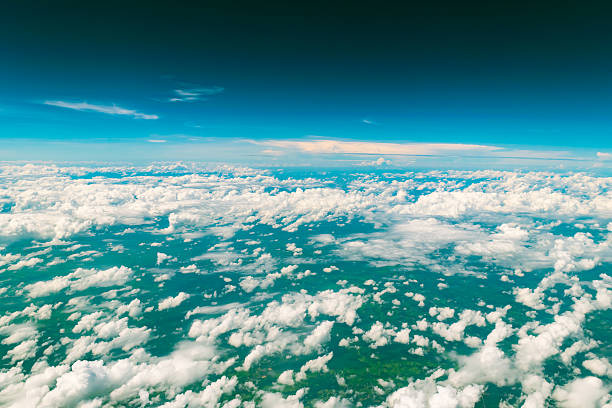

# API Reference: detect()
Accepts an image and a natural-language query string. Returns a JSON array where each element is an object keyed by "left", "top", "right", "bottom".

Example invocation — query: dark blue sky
[{"left": 1, "top": 1, "right": 612, "bottom": 158}]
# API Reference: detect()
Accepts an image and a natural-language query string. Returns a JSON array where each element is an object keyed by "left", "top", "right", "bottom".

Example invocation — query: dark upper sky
[{"left": 1, "top": 0, "right": 612, "bottom": 150}]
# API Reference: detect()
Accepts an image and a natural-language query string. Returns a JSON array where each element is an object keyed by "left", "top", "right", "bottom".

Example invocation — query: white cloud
[
  {"left": 1, "top": 162, "right": 612, "bottom": 407},
  {"left": 385, "top": 373, "right": 483, "bottom": 408},
  {"left": 278, "top": 370, "right": 295, "bottom": 386},
  {"left": 447, "top": 345, "right": 517, "bottom": 388},
  {"left": 0, "top": 323, "right": 38, "bottom": 345},
  {"left": 295, "top": 352, "right": 333, "bottom": 381},
  {"left": 156, "top": 252, "right": 174, "bottom": 265},
  {"left": 314, "top": 397, "right": 353, "bottom": 408},
  {"left": 430, "top": 310, "right": 486, "bottom": 342},
  {"left": 0, "top": 340, "right": 230, "bottom": 408},
  {"left": 158, "top": 292, "right": 190, "bottom": 311},
  {"left": 429, "top": 306, "right": 455, "bottom": 321},
  {"left": 582, "top": 357, "right": 612, "bottom": 377},
  {"left": 552, "top": 376, "right": 612, "bottom": 408},
  {"left": 158, "top": 375, "right": 237, "bottom": 407},
  {"left": 44, "top": 101, "right": 158, "bottom": 119},
  {"left": 188, "top": 288, "right": 363, "bottom": 371},
  {"left": 521, "top": 374, "right": 553, "bottom": 408},
  {"left": 7, "top": 257, "right": 42, "bottom": 270},
  {"left": 260, "top": 388, "right": 307, "bottom": 408},
  {"left": 26, "top": 266, "right": 134, "bottom": 297},
  {"left": 394, "top": 328, "right": 411, "bottom": 344},
  {"left": 36, "top": 360, "right": 115, "bottom": 407},
  {"left": 303, "top": 321, "right": 334, "bottom": 351},
  {"left": 363, "top": 321, "right": 393, "bottom": 348},
  {"left": 0, "top": 252, "right": 20, "bottom": 267}
]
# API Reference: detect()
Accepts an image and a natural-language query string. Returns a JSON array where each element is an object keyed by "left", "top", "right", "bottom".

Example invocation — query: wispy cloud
[
  {"left": 44, "top": 101, "right": 158, "bottom": 120},
  {"left": 147, "top": 139, "right": 167, "bottom": 143},
  {"left": 362, "top": 119, "right": 377, "bottom": 125},
  {"left": 169, "top": 86, "right": 224, "bottom": 102}
]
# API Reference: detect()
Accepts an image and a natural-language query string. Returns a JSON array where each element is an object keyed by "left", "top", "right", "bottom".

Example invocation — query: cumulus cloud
[
  {"left": 7, "top": 257, "right": 42, "bottom": 270},
  {"left": 1, "top": 162, "right": 612, "bottom": 407},
  {"left": 157, "top": 375, "right": 237, "bottom": 407},
  {"left": 26, "top": 266, "right": 133, "bottom": 297},
  {"left": 303, "top": 321, "right": 334, "bottom": 351},
  {"left": 188, "top": 288, "right": 363, "bottom": 371},
  {"left": 158, "top": 292, "right": 190, "bottom": 310},
  {"left": 260, "top": 388, "right": 307, "bottom": 408},
  {"left": 385, "top": 372, "right": 483, "bottom": 408},
  {"left": 552, "top": 376, "right": 611, "bottom": 408},
  {"left": 295, "top": 352, "right": 333, "bottom": 381},
  {"left": 582, "top": 357, "right": 612, "bottom": 377},
  {"left": 0, "top": 341, "right": 231, "bottom": 407}
]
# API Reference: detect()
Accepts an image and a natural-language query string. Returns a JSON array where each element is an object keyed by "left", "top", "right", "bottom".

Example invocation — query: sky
[{"left": 1, "top": 1, "right": 612, "bottom": 163}]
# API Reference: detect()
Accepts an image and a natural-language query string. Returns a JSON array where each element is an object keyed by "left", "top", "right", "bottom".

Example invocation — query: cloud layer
[{"left": 0, "top": 163, "right": 610, "bottom": 407}]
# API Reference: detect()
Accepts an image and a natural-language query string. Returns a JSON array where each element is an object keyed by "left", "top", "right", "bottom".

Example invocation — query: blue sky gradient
[{"left": 1, "top": 1, "right": 611, "bottom": 163}]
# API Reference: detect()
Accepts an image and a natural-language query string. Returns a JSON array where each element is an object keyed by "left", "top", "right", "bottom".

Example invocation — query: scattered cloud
[
  {"left": 147, "top": 139, "right": 167, "bottom": 143},
  {"left": 169, "top": 86, "right": 224, "bottom": 102},
  {"left": 43, "top": 100, "right": 158, "bottom": 120},
  {"left": 1, "top": 163, "right": 612, "bottom": 407}
]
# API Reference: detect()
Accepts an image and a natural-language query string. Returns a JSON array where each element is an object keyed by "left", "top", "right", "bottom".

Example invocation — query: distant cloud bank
[{"left": 260, "top": 139, "right": 502, "bottom": 156}]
